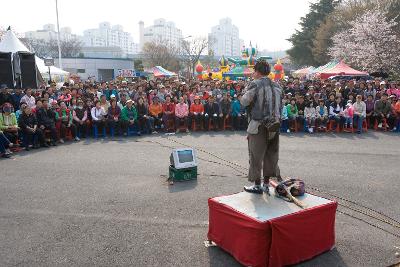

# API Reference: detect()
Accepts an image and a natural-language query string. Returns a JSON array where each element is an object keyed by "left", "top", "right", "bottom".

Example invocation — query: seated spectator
[
  {"left": 107, "top": 99, "right": 121, "bottom": 136},
  {"left": 56, "top": 101, "right": 78, "bottom": 142},
  {"left": 120, "top": 99, "right": 138, "bottom": 135},
  {"left": 0, "top": 130, "right": 13, "bottom": 158},
  {"left": 204, "top": 95, "right": 221, "bottom": 131},
  {"left": 304, "top": 101, "right": 316, "bottom": 133},
  {"left": 20, "top": 88, "right": 36, "bottom": 109},
  {"left": 353, "top": 95, "right": 366, "bottom": 134},
  {"left": 237, "top": 94, "right": 248, "bottom": 130},
  {"left": 11, "top": 88, "right": 23, "bottom": 111},
  {"left": 16, "top": 102, "right": 27, "bottom": 121},
  {"left": 393, "top": 97, "right": 400, "bottom": 132},
  {"left": 374, "top": 93, "right": 391, "bottom": 129},
  {"left": 18, "top": 106, "right": 46, "bottom": 150},
  {"left": 73, "top": 99, "right": 88, "bottom": 138},
  {"left": 162, "top": 95, "right": 175, "bottom": 130},
  {"left": 149, "top": 96, "right": 163, "bottom": 132},
  {"left": 296, "top": 96, "right": 306, "bottom": 130},
  {"left": 365, "top": 94, "right": 375, "bottom": 128},
  {"left": 136, "top": 97, "right": 152, "bottom": 134},
  {"left": 189, "top": 95, "right": 205, "bottom": 129},
  {"left": 230, "top": 94, "right": 241, "bottom": 131},
  {"left": 287, "top": 98, "right": 298, "bottom": 122},
  {"left": 91, "top": 100, "right": 107, "bottom": 136},
  {"left": 388, "top": 95, "right": 398, "bottom": 129},
  {"left": 100, "top": 95, "right": 110, "bottom": 114},
  {"left": 175, "top": 96, "right": 189, "bottom": 133},
  {"left": 36, "top": 99, "right": 58, "bottom": 146},
  {"left": 280, "top": 98, "right": 289, "bottom": 133},
  {"left": 0, "top": 103, "right": 19, "bottom": 143},
  {"left": 220, "top": 93, "right": 231, "bottom": 129},
  {"left": 316, "top": 99, "right": 328, "bottom": 129},
  {"left": 343, "top": 100, "right": 354, "bottom": 130},
  {"left": 329, "top": 96, "right": 345, "bottom": 129}
]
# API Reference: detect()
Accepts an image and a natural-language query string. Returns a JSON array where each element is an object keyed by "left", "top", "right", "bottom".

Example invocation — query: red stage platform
[{"left": 208, "top": 190, "right": 337, "bottom": 267}]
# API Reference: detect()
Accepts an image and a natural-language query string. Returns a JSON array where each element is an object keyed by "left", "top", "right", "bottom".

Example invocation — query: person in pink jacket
[
  {"left": 175, "top": 97, "right": 189, "bottom": 133},
  {"left": 343, "top": 100, "right": 354, "bottom": 131}
]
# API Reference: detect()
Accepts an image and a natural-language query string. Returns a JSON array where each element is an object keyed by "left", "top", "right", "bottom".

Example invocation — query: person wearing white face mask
[{"left": 73, "top": 99, "right": 88, "bottom": 138}]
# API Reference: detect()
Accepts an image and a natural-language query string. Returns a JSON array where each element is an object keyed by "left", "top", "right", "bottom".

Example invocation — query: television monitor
[{"left": 170, "top": 148, "right": 197, "bottom": 169}]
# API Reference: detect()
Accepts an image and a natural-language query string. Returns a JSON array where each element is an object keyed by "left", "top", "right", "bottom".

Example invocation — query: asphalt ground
[{"left": 1, "top": 131, "right": 399, "bottom": 267}]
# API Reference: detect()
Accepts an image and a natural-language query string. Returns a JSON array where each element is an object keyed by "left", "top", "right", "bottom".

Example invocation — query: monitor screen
[{"left": 177, "top": 150, "right": 194, "bottom": 163}]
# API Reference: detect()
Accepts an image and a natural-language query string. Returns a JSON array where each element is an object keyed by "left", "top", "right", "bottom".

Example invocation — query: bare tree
[
  {"left": 180, "top": 37, "right": 211, "bottom": 77},
  {"left": 141, "top": 41, "right": 180, "bottom": 71},
  {"left": 20, "top": 38, "right": 82, "bottom": 58}
]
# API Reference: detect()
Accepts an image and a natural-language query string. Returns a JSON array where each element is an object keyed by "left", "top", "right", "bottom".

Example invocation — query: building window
[{"left": 77, "top": 69, "right": 86, "bottom": 73}]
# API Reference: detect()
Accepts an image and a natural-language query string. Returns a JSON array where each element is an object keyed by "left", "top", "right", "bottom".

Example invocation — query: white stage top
[{"left": 214, "top": 190, "right": 333, "bottom": 222}]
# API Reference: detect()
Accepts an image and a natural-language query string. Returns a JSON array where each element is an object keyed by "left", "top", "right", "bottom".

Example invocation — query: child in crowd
[
  {"left": 316, "top": 99, "right": 328, "bottom": 130},
  {"left": 286, "top": 98, "right": 298, "bottom": 131},
  {"left": 343, "top": 100, "right": 354, "bottom": 131},
  {"left": 304, "top": 101, "right": 316, "bottom": 133}
]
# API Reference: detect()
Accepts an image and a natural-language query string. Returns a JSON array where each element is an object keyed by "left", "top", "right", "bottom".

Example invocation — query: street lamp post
[{"left": 55, "top": 0, "right": 62, "bottom": 69}]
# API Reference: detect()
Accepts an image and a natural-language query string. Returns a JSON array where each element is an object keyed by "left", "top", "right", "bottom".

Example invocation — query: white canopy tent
[{"left": 0, "top": 29, "right": 69, "bottom": 86}]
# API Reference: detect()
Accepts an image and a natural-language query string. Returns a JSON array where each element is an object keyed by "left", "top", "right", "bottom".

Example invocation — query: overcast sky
[{"left": 2, "top": 0, "right": 315, "bottom": 51}]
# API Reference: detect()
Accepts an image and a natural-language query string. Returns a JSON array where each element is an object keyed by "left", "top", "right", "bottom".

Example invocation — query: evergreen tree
[{"left": 287, "top": 0, "right": 339, "bottom": 66}]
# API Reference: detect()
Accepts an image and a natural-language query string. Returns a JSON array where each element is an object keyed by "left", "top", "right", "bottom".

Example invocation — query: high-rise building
[
  {"left": 83, "top": 22, "right": 138, "bottom": 55},
  {"left": 208, "top": 18, "right": 241, "bottom": 57},
  {"left": 25, "top": 24, "right": 80, "bottom": 42},
  {"left": 139, "top": 19, "right": 183, "bottom": 50}
]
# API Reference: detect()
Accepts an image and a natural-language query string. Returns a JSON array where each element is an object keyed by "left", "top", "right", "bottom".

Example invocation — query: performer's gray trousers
[{"left": 248, "top": 125, "right": 280, "bottom": 182}]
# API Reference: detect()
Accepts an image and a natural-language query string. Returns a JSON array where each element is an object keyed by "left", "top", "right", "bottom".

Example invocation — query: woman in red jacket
[{"left": 189, "top": 96, "right": 204, "bottom": 130}]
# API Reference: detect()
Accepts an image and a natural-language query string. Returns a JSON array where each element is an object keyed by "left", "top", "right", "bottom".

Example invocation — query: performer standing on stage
[{"left": 240, "top": 60, "right": 282, "bottom": 194}]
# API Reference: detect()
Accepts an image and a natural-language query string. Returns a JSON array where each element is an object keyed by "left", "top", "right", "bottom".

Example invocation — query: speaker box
[
  {"left": 0, "top": 52, "right": 14, "bottom": 88},
  {"left": 14, "top": 52, "right": 38, "bottom": 89}
]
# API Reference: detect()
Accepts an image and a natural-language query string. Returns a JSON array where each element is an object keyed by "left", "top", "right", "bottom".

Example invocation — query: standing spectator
[
  {"left": 91, "top": 100, "right": 107, "bottom": 136},
  {"left": 388, "top": 95, "right": 398, "bottom": 130},
  {"left": 175, "top": 97, "right": 189, "bottom": 133},
  {"left": 304, "top": 101, "right": 316, "bottom": 133},
  {"left": 56, "top": 101, "right": 78, "bottom": 142},
  {"left": 19, "top": 106, "right": 46, "bottom": 150},
  {"left": 0, "top": 103, "right": 19, "bottom": 143},
  {"left": 20, "top": 88, "right": 36, "bottom": 109},
  {"left": 374, "top": 93, "right": 391, "bottom": 129},
  {"left": 189, "top": 96, "right": 204, "bottom": 130},
  {"left": 100, "top": 95, "right": 110, "bottom": 114},
  {"left": 353, "top": 95, "right": 366, "bottom": 134},
  {"left": 120, "top": 99, "right": 137, "bottom": 135},
  {"left": 73, "top": 99, "right": 88, "bottom": 138},
  {"left": 148, "top": 96, "right": 163, "bottom": 132},
  {"left": 36, "top": 99, "right": 58, "bottom": 146}
]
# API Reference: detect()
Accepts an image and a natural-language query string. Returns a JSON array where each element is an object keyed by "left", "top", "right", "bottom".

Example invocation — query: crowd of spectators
[{"left": 0, "top": 75, "right": 399, "bottom": 159}]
